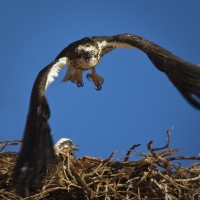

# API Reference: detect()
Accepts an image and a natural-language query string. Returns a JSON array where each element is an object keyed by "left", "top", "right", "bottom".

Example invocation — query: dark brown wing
[
  {"left": 92, "top": 34, "right": 200, "bottom": 109},
  {"left": 11, "top": 59, "right": 67, "bottom": 189}
]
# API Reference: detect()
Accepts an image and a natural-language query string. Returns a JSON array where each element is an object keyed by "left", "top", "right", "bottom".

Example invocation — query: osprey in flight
[
  {"left": 12, "top": 33, "right": 200, "bottom": 189},
  {"left": 55, "top": 34, "right": 200, "bottom": 108}
]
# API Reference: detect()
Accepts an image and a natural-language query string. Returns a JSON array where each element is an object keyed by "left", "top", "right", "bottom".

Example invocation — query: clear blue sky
[{"left": 0, "top": 1, "right": 200, "bottom": 166}]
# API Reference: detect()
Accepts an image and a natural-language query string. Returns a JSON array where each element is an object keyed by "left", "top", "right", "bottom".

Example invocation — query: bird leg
[
  {"left": 86, "top": 68, "right": 104, "bottom": 90},
  {"left": 62, "top": 66, "right": 84, "bottom": 87},
  {"left": 70, "top": 70, "right": 84, "bottom": 87}
]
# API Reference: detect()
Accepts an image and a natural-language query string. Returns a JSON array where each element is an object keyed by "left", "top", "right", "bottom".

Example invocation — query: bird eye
[
  {"left": 81, "top": 50, "right": 85, "bottom": 54},
  {"left": 66, "top": 140, "right": 72, "bottom": 145},
  {"left": 91, "top": 50, "right": 95, "bottom": 55}
]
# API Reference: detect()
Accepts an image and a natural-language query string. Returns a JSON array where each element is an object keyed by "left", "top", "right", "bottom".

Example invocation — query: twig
[{"left": 124, "top": 144, "right": 141, "bottom": 162}]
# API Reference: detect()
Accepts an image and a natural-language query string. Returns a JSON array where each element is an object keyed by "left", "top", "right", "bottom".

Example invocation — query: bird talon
[
  {"left": 95, "top": 85, "right": 102, "bottom": 91},
  {"left": 86, "top": 74, "right": 91, "bottom": 81},
  {"left": 77, "top": 81, "right": 84, "bottom": 87},
  {"left": 86, "top": 71, "right": 104, "bottom": 90}
]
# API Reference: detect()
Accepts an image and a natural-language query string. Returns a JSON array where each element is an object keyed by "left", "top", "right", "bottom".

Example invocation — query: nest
[{"left": 0, "top": 130, "right": 200, "bottom": 200}]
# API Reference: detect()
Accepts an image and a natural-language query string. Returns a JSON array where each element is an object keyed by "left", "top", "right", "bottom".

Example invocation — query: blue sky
[{"left": 0, "top": 1, "right": 200, "bottom": 166}]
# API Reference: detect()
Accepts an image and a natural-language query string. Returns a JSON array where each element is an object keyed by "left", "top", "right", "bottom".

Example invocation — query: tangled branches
[{"left": 0, "top": 131, "right": 200, "bottom": 200}]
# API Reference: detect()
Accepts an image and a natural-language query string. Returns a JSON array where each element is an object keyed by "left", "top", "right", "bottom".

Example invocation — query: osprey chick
[{"left": 54, "top": 138, "right": 79, "bottom": 155}]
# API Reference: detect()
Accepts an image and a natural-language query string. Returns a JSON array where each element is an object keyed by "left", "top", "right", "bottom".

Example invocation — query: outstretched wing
[
  {"left": 92, "top": 34, "right": 200, "bottom": 109},
  {"left": 12, "top": 58, "right": 68, "bottom": 189}
]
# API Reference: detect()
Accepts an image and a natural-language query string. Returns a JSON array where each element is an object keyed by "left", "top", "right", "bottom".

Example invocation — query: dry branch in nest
[{"left": 0, "top": 131, "right": 200, "bottom": 200}]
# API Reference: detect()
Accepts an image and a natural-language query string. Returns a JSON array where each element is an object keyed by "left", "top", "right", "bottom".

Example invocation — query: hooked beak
[
  {"left": 83, "top": 51, "right": 92, "bottom": 62},
  {"left": 71, "top": 144, "right": 79, "bottom": 151}
]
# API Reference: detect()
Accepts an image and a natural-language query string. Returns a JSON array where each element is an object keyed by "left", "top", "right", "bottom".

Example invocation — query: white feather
[
  {"left": 97, "top": 40, "right": 108, "bottom": 50},
  {"left": 54, "top": 138, "right": 72, "bottom": 149},
  {"left": 45, "top": 57, "right": 68, "bottom": 90},
  {"left": 97, "top": 40, "right": 132, "bottom": 52}
]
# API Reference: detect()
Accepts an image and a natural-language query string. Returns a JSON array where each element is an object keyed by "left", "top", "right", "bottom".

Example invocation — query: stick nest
[{"left": 0, "top": 130, "right": 200, "bottom": 200}]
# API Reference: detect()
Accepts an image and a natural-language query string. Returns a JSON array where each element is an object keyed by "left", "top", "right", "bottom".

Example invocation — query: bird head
[
  {"left": 54, "top": 138, "right": 79, "bottom": 155},
  {"left": 78, "top": 49, "right": 96, "bottom": 62},
  {"left": 76, "top": 43, "right": 99, "bottom": 68}
]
